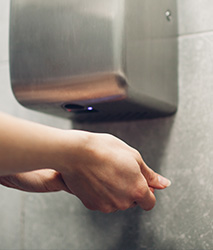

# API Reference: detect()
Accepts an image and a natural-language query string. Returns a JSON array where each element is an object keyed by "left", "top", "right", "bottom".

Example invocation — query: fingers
[
  {"left": 77, "top": 175, "right": 157, "bottom": 213},
  {"left": 136, "top": 189, "right": 156, "bottom": 211},
  {"left": 0, "top": 170, "right": 73, "bottom": 193},
  {"left": 135, "top": 152, "right": 171, "bottom": 189},
  {"left": 133, "top": 174, "right": 156, "bottom": 211}
]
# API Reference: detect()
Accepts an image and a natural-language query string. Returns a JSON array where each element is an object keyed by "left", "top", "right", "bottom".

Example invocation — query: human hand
[
  {"left": 0, "top": 113, "right": 170, "bottom": 214},
  {"left": 0, "top": 169, "right": 71, "bottom": 193},
  {"left": 57, "top": 131, "right": 171, "bottom": 213}
]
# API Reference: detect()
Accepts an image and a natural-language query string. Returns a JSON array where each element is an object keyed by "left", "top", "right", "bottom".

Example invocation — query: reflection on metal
[
  {"left": 10, "top": 0, "right": 178, "bottom": 122},
  {"left": 13, "top": 73, "right": 127, "bottom": 105}
]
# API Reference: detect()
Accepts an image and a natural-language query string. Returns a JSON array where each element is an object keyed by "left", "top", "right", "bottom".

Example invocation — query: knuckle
[
  {"left": 132, "top": 149, "right": 142, "bottom": 161},
  {"left": 102, "top": 133, "right": 114, "bottom": 142},
  {"left": 131, "top": 181, "right": 156, "bottom": 211},
  {"left": 132, "top": 150, "right": 145, "bottom": 167},
  {"left": 114, "top": 199, "right": 132, "bottom": 211}
]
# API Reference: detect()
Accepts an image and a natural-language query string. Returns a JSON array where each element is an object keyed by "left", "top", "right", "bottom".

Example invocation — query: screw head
[{"left": 165, "top": 10, "right": 172, "bottom": 21}]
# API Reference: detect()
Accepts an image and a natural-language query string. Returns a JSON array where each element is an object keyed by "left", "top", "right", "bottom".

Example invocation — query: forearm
[{"left": 0, "top": 112, "right": 69, "bottom": 176}]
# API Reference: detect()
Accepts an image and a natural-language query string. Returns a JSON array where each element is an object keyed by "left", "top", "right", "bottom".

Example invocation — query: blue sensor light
[{"left": 87, "top": 107, "right": 93, "bottom": 111}]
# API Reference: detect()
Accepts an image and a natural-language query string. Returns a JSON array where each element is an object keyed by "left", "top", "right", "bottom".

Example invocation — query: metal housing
[{"left": 10, "top": 0, "right": 178, "bottom": 121}]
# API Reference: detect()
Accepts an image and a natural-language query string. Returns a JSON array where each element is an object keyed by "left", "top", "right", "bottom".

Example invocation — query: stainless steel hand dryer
[{"left": 10, "top": 0, "right": 178, "bottom": 122}]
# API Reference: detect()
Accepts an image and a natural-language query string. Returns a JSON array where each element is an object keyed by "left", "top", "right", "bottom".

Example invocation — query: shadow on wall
[{"left": 73, "top": 116, "right": 175, "bottom": 250}]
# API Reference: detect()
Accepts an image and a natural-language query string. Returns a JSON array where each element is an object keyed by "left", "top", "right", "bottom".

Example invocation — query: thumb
[{"left": 139, "top": 158, "right": 171, "bottom": 189}]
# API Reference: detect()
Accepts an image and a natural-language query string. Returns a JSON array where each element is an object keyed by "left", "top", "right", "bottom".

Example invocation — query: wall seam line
[{"left": 178, "top": 30, "right": 213, "bottom": 39}]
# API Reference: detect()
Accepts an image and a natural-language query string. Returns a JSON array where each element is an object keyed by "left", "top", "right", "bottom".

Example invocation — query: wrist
[{"left": 52, "top": 129, "right": 91, "bottom": 174}]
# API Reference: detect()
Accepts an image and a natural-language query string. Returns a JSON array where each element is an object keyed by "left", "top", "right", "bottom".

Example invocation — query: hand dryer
[{"left": 9, "top": 0, "right": 178, "bottom": 122}]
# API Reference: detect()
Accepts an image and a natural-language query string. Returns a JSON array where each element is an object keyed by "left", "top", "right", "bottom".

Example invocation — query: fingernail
[{"left": 158, "top": 175, "right": 171, "bottom": 188}]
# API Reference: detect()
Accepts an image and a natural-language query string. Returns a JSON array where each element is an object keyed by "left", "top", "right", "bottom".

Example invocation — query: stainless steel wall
[{"left": 0, "top": 0, "right": 213, "bottom": 249}]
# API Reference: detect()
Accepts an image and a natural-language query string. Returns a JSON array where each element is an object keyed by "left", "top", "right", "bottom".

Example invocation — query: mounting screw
[{"left": 165, "top": 10, "right": 172, "bottom": 21}]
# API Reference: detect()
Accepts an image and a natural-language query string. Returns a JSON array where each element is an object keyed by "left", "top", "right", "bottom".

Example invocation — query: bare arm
[
  {"left": 0, "top": 112, "right": 171, "bottom": 212},
  {"left": 0, "top": 112, "right": 68, "bottom": 175}
]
